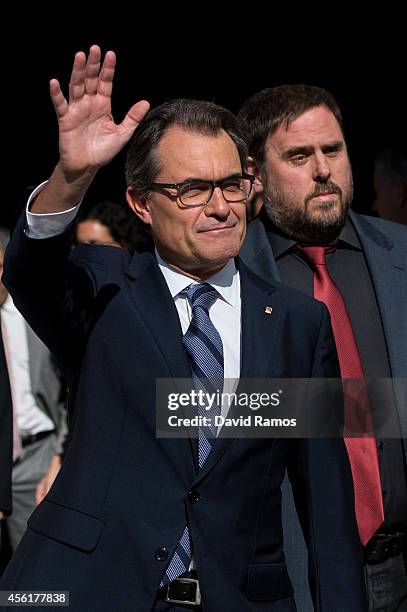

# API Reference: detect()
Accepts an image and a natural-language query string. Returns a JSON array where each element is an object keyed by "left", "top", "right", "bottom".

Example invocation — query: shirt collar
[
  {"left": 1, "top": 293, "right": 15, "bottom": 314},
  {"left": 156, "top": 249, "right": 239, "bottom": 307},
  {"left": 263, "top": 212, "right": 362, "bottom": 259}
]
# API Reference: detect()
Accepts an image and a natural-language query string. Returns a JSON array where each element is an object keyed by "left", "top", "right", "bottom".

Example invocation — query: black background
[{"left": 3, "top": 16, "right": 406, "bottom": 228}]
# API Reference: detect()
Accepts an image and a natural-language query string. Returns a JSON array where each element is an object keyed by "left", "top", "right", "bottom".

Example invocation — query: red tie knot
[{"left": 296, "top": 243, "right": 337, "bottom": 268}]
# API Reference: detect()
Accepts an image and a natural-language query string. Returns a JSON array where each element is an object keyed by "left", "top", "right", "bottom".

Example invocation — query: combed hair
[
  {"left": 79, "top": 200, "right": 144, "bottom": 251},
  {"left": 125, "top": 98, "right": 248, "bottom": 199},
  {"left": 237, "top": 84, "right": 343, "bottom": 166}
]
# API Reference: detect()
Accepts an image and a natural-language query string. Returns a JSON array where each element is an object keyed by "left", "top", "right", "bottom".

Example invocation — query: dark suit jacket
[
  {"left": 0, "top": 214, "right": 367, "bottom": 611},
  {"left": 25, "top": 322, "right": 67, "bottom": 455},
  {"left": 0, "top": 323, "right": 13, "bottom": 515},
  {"left": 240, "top": 210, "right": 407, "bottom": 611}
]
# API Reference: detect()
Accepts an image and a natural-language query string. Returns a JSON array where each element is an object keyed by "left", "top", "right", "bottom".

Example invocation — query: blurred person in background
[
  {"left": 76, "top": 199, "right": 146, "bottom": 250},
  {"left": 372, "top": 147, "right": 407, "bottom": 225},
  {"left": 0, "top": 228, "right": 66, "bottom": 553}
]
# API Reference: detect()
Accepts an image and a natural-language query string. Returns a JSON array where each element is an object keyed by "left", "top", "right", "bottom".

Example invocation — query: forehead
[
  {"left": 155, "top": 125, "right": 242, "bottom": 181},
  {"left": 267, "top": 105, "right": 345, "bottom": 152},
  {"left": 77, "top": 220, "right": 112, "bottom": 238}
]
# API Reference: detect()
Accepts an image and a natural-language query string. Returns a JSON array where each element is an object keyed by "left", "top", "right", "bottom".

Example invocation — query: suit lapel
[
  {"left": 239, "top": 261, "right": 281, "bottom": 379},
  {"left": 351, "top": 212, "right": 407, "bottom": 378},
  {"left": 351, "top": 213, "right": 407, "bottom": 440},
  {"left": 126, "top": 252, "right": 192, "bottom": 382},
  {"left": 239, "top": 218, "right": 281, "bottom": 283},
  {"left": 126, "top": 253, "right": 198, "bottom": 467}
]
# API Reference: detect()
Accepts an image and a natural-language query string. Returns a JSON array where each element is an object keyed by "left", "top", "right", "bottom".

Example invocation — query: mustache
[{"left": 307, "top": 181, "right": 342, "bottom": 200}]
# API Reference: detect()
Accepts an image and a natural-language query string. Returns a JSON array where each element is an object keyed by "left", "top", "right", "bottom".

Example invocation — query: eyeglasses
[{"left": 147, "top": 173, "right": 255, "bottom": 207}]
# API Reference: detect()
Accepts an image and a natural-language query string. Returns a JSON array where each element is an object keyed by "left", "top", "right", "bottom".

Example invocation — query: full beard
[{"left": 263, "top": 177, "right": 353, "bottom": 245}]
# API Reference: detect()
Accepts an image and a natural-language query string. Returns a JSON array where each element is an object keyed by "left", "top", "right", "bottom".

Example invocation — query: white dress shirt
[
  {"left": 26, "top": 182, "right": 80, "bottom": 239},
  {"left": 1, "top": 295, "right": 54, "bottom": 436},
  {"left": 156, "top": 252, "right": 241, "bottom": 412}
]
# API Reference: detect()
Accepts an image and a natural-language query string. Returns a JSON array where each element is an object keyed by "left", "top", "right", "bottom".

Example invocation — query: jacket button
[
  {"left": 155, "top": 547, "right": 168, "bottom": 561},
  {"left": 188, "top": 489, "right": 200, "bottom": 503}
]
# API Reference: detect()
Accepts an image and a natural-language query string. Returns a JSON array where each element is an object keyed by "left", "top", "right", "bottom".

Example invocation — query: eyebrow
[
  {"left": 281, "top": 141, "right": 344, "bottom": 159},
  {"left": 174, "top": 172, "right": 244, "bottom": 184}
]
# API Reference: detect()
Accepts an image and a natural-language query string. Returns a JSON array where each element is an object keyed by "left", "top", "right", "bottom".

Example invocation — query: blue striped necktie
[{"left": 160, "top": 282, "right": 224, "bottom": 586}]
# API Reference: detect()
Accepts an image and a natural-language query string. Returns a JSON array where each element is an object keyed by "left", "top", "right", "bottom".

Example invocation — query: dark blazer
[
  {"left": 25, "top": 322, "right": 67, "bottom": 455},
  {"left": 0, "top": 323, "right": 13, "bottom": 515},
  {"left": 0, "top": 214, "right": 367, "bottom": 611},
  {"left": 240, "top": 210, "right": 407, "bottom": 611}
]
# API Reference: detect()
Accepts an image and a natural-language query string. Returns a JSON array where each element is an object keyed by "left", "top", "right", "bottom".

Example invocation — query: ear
[
  {"left": 126, "top": 187, "right": 152, "bottom": 225},
  {"left": 247, "top": 156, "right": 265, "bottom": 195}
]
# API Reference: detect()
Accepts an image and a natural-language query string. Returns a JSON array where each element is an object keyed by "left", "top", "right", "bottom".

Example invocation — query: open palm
[{"left": 50, "top": 45, "right": 149, "bottom": 174}]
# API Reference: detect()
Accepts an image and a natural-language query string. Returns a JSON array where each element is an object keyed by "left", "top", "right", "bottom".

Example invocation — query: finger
[
  {"left": 85, "top": 44, "right": 101, "bottom": 96},
  {"left": 68, "top": 50, "right": 87, "bottom": 103},
  {"left": 49, "top": 79, "right": 68, "bottom": 118},
  {"left": 97, "top": 50, "right": 116, "bottom": 98},
  {"left": 120, "top": 100, "right": 150, "bottom": 135}
]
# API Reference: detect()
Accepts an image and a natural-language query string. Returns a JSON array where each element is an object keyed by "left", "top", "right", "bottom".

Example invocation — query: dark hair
[
  {"left": 237, "top": 84, "right": 343, "bottom": 167},
  {"left": 125, "top": 98, "right": 248, "bottom": 199},
  {"left": 78, "top": 200, "right": 144, "bottom": 252}
]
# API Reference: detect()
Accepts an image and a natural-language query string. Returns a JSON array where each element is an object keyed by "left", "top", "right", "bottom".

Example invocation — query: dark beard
[{"left": 263, "top": 179, "right": 353, "bottom": 245}]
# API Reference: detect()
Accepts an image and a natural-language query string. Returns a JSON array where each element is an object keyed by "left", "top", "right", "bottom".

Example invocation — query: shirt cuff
[{"left": 26, "top": 181, "right": 81, "bottom": 239}]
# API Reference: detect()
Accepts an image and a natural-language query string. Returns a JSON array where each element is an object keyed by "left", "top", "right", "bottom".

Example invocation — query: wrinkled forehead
[{"left": 155, "top": 126, "right": 242, "bottom": 182}]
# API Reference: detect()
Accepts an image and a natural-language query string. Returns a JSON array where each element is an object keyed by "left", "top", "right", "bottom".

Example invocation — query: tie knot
[
  {"left": 296, "top": 244, "right": 337, "bottom": 268},
  {"left": 181, "top": 283, "right": 219, "bottom": 312}
]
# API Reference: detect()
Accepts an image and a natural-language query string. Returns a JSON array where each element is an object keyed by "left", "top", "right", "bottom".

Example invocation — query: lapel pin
[{"left": 264, "top": 306, "right": 273, "bottom": 314}]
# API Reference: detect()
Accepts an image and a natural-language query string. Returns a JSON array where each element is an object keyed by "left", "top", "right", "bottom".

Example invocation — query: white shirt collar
[
  {"left": 1, "top": 293, "right": 15, "bottom": 314},
  {"left": 155, "top": 249, "right": 239, "bottom": 307}
]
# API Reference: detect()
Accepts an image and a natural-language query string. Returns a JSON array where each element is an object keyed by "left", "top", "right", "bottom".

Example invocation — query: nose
[
  {"left": 312, "top": 152, "right": 331, "bottom": 182},
  {"left": 204, "top": 185, "right": 231, "bottom": 219}
]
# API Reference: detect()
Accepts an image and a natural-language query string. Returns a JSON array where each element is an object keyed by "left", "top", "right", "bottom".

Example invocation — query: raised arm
[{"left": 31, "top": 44, "right": 149, "bottom": 214}]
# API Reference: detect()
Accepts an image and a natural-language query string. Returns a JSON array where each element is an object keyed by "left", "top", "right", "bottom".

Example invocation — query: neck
[{"left": 164, "top": 261, "right": 228, "bottom": 281}]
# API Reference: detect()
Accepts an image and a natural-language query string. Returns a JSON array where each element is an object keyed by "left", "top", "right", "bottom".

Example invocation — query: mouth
[
  {"left": 198, "top": 225, "right": 236, "bottom": 233},
  {"left": 311, "top": 193, "right": 338, "bottom": 202}
]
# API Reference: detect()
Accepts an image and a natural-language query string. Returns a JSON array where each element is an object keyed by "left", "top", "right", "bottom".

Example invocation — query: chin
[{"left": 309, "top": 199, "right": 339, "bottom": 214}]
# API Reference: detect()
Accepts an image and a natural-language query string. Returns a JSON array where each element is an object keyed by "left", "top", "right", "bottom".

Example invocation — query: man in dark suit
[
  {"left": 0, "top": 47, "right": 366, "bottom": 610},
  {"left": 238, "top": 84, "right": 407, "bottom": 611},
  {"left": 0, "top": 228, "right": 66, "bottom": 555}
]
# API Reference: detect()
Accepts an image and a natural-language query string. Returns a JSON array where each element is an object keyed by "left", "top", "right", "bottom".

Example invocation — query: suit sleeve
[
  {"left": 3, "top": 212, "right": 100, "bottom": 366},
  {"left": 0, "top": 390, "right": 12, "bottom": 515},
  {"left": 287, "top": 305, "right": 367, "bottom": 611}
]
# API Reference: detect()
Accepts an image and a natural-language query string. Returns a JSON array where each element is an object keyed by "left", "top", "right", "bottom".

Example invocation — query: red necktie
[{"left": 297, "top": 244, "right": 384, "bottom": 545}]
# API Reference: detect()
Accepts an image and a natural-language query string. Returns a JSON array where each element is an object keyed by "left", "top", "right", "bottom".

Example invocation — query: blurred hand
[{"left": 35, "top": 454, "right": 62, "bottom": 505}]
